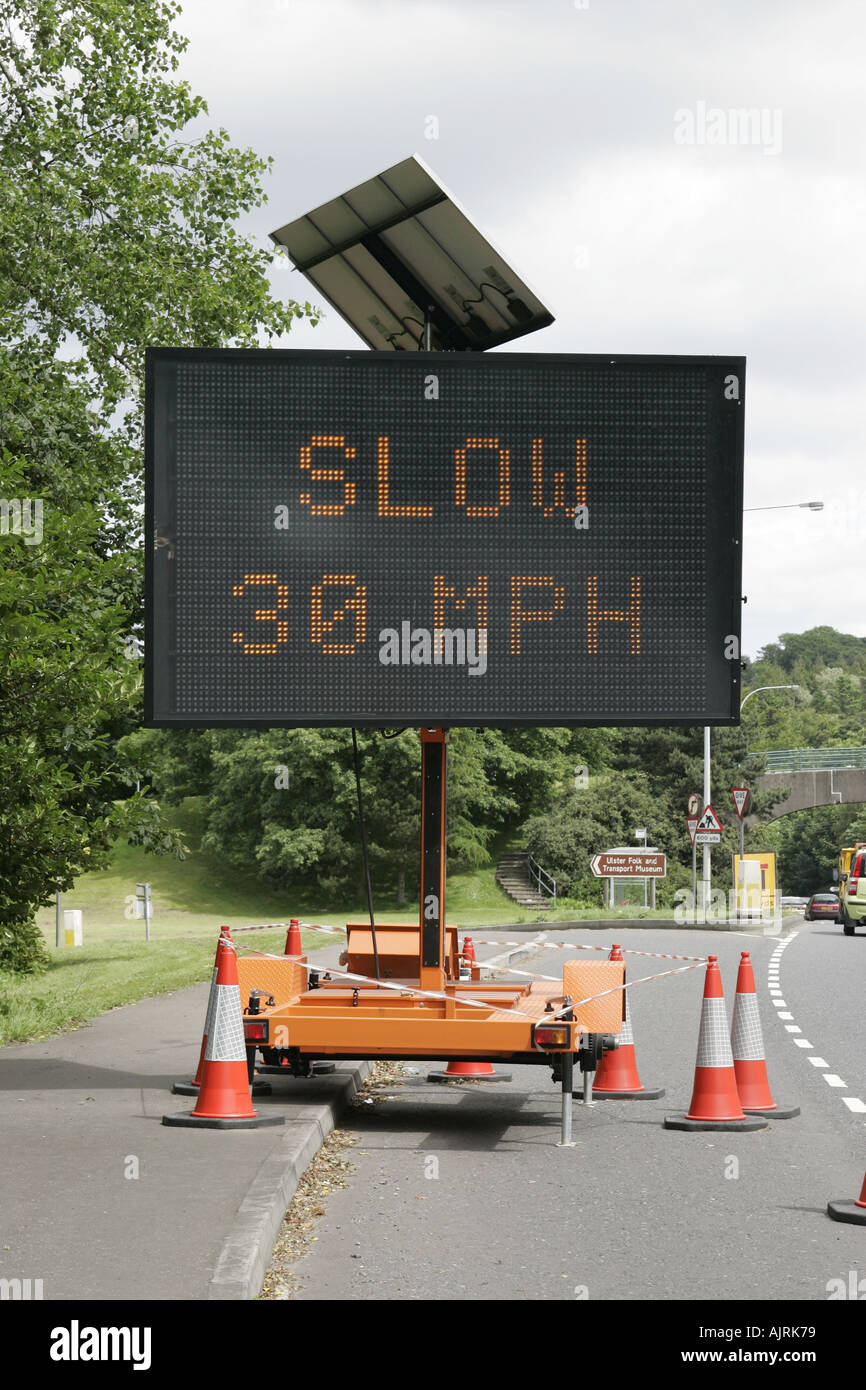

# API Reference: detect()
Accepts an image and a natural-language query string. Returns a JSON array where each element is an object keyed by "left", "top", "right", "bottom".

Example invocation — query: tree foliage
[{"left": 0, "top": 0, "right": 316, "bottom": 969}]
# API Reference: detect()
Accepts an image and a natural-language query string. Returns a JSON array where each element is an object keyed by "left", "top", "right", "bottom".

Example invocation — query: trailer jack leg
[{"left": 556, "top": 1001, "right": 576, "bottom": 1147}]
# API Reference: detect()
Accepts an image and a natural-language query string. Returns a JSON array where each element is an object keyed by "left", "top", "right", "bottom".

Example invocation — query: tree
[{"left": 0, "top": 1, "right": 317, "bottom": 969}]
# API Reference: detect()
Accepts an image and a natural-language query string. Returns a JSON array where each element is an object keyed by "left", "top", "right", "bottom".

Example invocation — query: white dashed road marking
[{"left": 767, "top": 928, "right": 866, "bottom": 1123}]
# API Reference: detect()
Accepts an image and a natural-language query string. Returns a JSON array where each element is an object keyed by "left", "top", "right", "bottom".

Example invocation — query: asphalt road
[{"left": 287, "top": 921, "right": 866, "bottom": 1301}]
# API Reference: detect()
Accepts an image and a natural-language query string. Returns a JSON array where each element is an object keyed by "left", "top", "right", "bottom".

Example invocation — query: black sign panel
[{"left": 145, "top": 349, "right": 744, "bottom": 727}]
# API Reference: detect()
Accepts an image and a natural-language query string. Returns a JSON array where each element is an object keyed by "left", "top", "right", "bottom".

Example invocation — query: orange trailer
[{"left": 237, "top": 730, "right": 624, "bottom": 1141}]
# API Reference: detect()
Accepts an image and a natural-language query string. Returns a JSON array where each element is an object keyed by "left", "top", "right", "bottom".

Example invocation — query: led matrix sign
[{"left": 145, "top": 349, "right": 744, "bottom": 727}]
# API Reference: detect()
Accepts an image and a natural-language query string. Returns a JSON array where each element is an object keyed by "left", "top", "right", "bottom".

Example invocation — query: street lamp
[
  {"left": 700, "top": 500, "right": 819, "bottom": 912},
  {"left": 743, "top": 501, "right": 823, "bottom": 512},
  {"left": 731, "top": 683, "right": 802, "bottom": 896},
  {"left": 741, "top": 684, "right": 800, "bottom": 714}
]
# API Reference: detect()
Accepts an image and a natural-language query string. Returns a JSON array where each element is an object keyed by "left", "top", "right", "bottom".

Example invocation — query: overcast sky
[{"left": 175, "top": 0, "right": 865, "bottom": 661}]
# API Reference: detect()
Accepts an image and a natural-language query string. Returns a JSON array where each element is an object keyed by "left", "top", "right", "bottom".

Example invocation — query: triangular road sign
[
  {"left": 695, "top": 804, "right": 723, "bottom": 833},
  {"left": 731, "top": 786, "right": 750, "bottom": 819},
  {"left": 686, "top": 816, "right": 699, "bottom": 845}
]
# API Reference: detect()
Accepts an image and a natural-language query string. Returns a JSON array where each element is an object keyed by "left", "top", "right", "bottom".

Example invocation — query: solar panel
[{"left": 270, "top": 154, "right": 555, "bottom": 351}]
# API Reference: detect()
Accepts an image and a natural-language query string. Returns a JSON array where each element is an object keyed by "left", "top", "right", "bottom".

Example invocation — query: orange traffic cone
[
  {"left": 591, "top": 944, "right": 664, "bottom": 1100},
  {"left": 828, "top": 1170, "right": 866, "bottom": 1225},
  {"left": 173, "top": 927, "right": 271, "bottom": 1098},
  {"left": 284, "top": 919, "right": 303, "bottom": 956},
  {"left": 463, "top": 934, "right": 481, "bottom": 981},
  {"left": 428, "top": 936, "right": 510, "bottom": 1083},
  {"left": 163, "top": 932, "right": 283, "bottom": 1129},
  {"left": 732, "top": 952, "right": 799, "bottom": 1118},
  {"left": 665, "top": 956, "right": 767, "bottom": 1131}
]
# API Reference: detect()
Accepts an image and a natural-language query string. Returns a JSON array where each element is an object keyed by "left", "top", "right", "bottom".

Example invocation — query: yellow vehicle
[{"left": 837, "top": 843, "right": 866, "bottom": 936}]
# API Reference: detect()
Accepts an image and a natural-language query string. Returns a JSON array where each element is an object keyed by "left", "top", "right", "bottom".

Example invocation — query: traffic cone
[
  {"left": 731, "top": 952, "right": 799, "bottom": 1118},
  {"left": 590, "top": 944, "right": 664, "bottom": 1099},
  {"left": 828, "top": 1170, "right": 866, "bottom": 1225},
  {"left": 284, "top": 918, "right": 303, "bottom": 956},
  {"left": 428, "top": 937, "right": 510, "bottom": 1083},
  {"left": 173, "top": 927, "right": 271, "bottom": 1097},
  {"left": 665, "top": 956, "right": 767, "bottom": 1131},
  {"left": 163, "top": 932, "right": 283, "bottom": 1129},
  {"left": 463, "top": 934, "right": 481, "bottom": 981}
]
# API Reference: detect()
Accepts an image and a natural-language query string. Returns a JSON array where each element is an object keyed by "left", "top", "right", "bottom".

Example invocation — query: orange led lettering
[
  {"left": 310, "top": 574, "right": 367, "bottom": 655},
  {"left": 510, "top": 576, "right": 565, "bottom": 655},
  {"left": 530, "top": 438, "right": 587, "bottom": 517},
  {"left": 377, "top": 437, "right": 433, "bottom": 517},
  {"left": 231, "top": 574, "right": 289, "bottom": 655},
  {"left": 299, "top": 436, "right": 358, "bottom": 516},
  {"left": 433, "top": 574, "right": 489, "bottom": 634},
  {"left": 586, "top": 575, "right": 641, "bottom": 655},
  {"left": 454, "top": 438, "right": 510, "bottom": 518}
]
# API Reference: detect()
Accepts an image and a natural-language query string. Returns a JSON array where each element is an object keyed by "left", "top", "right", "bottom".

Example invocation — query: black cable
[
  {"left": 461, "top": 281, "right": 513, "bottom": 311},
  {"left": 351, "top": 728, "right": 380, "bottom": 982}
]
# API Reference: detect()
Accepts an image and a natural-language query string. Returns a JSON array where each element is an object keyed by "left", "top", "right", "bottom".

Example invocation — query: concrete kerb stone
[{"left": 208, "top": 1060, "right": 371, "bottom": 1300}]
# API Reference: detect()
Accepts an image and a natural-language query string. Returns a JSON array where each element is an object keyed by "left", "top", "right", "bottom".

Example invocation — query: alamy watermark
[
  {"left": 0, "top": 1277, "right": 43, "bottom": 1299},
  {"left": 674, "top": 102, "right": 783, "bottom": 156},
  {"left": 378, "top": 623, "right": 487, "bottom": 676},
  {"left": 0, "top": 497, "right": 43, "bottom": 545}
]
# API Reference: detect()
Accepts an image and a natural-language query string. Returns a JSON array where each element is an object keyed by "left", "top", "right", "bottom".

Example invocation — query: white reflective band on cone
[
  {"left": 695, "top": 996, "right": 735, "bottom": 1069},
  {"left": 731, "top": 992, "right": 765, "bottom": 1061},
  {"left": 204, "top": 984, "right": 246, "bottom": 1062},
  {"left": 620, "top": 990, "right": 635, "bottom": 1047}
]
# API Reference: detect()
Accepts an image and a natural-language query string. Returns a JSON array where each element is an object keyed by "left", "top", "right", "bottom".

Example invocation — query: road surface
[{"left": 283, "top": 922, "right": 866, "bottom": 1301}]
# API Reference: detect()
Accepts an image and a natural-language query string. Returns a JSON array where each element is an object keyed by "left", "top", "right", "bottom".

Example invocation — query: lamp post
[
  {"left": 740, "top": 684, "right": 800, "bottom": 714},
  {"left": 736, "top": 683, "right": 801, "bottom": 861},
  {"left": 731, "top": 683, "right": 802, "bottom": 913},
  {"left": 701, "top": 499, "right": 821, "bottom": 913},
  {"left": 743, "top": 501, "right": 823, "bottom": 512}
]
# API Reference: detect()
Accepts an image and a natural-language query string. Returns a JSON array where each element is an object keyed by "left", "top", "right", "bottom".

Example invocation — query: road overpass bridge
[{"left": 754, "top": 747, "right": 866, "bottom": 819}]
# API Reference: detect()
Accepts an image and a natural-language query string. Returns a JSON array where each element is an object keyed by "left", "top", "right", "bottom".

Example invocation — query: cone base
[
  {"left": 828, "top": 1199, "right": 866, "bottom": 1225},
  {"left": 162, "top": 1110, "right": 284, "bottom": 1129},
  {"left": 427, "top": 1067, "right": 511, "bottom": 1083},
  {"left": 172, "top": 1078, "right": 271, "bottom": 1096},
  {"left": 664, "top": 1112, "right": 768, "bottom": 1132},
  {"left": 587, "top": 1085, "right": 665, "bottom": 1100},
  {"left": 742, "top": 1102, "right": 800, "bottom": 1119}
]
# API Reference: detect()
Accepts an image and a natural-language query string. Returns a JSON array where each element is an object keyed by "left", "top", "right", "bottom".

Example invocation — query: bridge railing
[{"left": 763, "top": 747, "right": 866, "bottom": 772}]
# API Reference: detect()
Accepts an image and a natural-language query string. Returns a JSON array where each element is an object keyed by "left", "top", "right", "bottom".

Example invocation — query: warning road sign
[
  {"left": 686, "top": 816, "right": 699, "bottom": 845},
  {"left": 731, "top": 786, "right": 750, "bottom": 818},
  {"left": 695, "top": 804, "right": 723, "bottom": 834}
]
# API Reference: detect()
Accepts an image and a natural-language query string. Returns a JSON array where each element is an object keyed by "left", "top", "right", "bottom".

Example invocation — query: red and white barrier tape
[
  {"left": 470, "top": 938, "right": 708, "bottom": 964},
  {"left": 233, "top": 921, "right": 347, "bottom": 935}
]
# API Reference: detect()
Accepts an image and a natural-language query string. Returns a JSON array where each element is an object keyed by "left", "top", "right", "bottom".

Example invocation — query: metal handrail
[
  {"left": 763, "top": 747, "right": 866, "bottom": 772},
  {"left": 527, "top": 853, "right": 556, "bottom": 907}
]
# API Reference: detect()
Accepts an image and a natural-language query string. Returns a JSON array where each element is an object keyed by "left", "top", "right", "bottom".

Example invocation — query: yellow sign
[{"left": 732, "top": 852, "right": 777, "bottom": 915}]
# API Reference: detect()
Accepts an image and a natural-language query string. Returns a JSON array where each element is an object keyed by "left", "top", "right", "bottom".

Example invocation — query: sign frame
[{"left": 145, "top": 347, "right": 745, "bottom": 730}]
